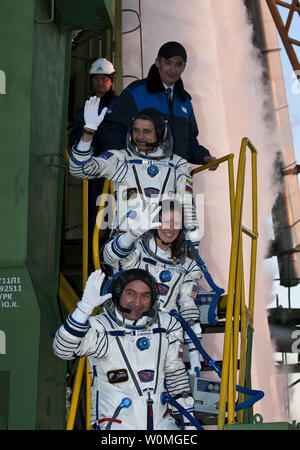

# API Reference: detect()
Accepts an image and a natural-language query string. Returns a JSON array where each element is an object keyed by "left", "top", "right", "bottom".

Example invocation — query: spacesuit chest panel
[
  {"left": 113, "top": 159, "right": 178, "bottom": 231},
  {"left": 87, "top": 312, "right": 182, "bottom": 429},
  {"left": 91, "top": 315, "right": 168, "bottom": 396},
  {"left": 122, "top": 160, "right": 176, "bottom": 200},
  {"left": 138, "top": 241, "right": 186, "bottom": 312}
]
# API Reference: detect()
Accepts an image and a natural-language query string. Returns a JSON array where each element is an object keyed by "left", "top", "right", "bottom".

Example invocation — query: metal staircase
[
  {"left": 265, "top": 0, "right": 300, "bottom": 78},
  {"left": 58, "top": 138, "right": 281, "bottom": 429}
]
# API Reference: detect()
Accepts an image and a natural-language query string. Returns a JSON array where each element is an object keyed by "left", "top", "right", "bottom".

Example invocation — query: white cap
[{"left": 89, "top": 58, "right": 115, "bottom": 75}]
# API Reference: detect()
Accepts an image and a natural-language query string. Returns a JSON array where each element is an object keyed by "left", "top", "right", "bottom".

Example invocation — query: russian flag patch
[
  {"left": 100, "top": 151, "right": 113, "bottom": 160},
  {"left": 178, "top": 345, "right": 183, "bottom": 359}
]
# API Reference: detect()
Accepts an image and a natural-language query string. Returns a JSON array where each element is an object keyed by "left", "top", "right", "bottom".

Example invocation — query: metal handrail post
[
  {"left": 218, "top": 142, "right": 246, "bottom": 429},
  {"left": 249, "top": 148, "right": 258, "bottom": 319},
  {"left": 231, "top": 231, "right": 244, "bottom": 419},
  {"left": 93, "top": 179, "right": 113, "bottom": 269},
  {"left": 66, "top": 357, "right": 85, "bottom": 430},
  {"left": 218, "top": 138, "right": 258, "bottom": 429}
]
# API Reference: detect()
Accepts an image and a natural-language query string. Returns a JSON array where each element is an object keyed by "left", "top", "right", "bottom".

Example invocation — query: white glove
[
  {"left": 73, "top": 270, "right": 112, "bottom": 323},
  {"left": 128, "top": 201, "right": 161, "bottom": 238},
  {"left": 84, "top": 96, "right": 108, "bottom": 130},
  {"left": 185, "top": 227, "right": 200, "bottom": 243},
  {"left": 188, "top": 347, "right": 202, "bottom": 376}
]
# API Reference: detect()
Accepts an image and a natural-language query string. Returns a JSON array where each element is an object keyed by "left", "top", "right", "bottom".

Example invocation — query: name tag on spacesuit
[
  {"left": 135, "top": 329, "right": 152, "bottom": 337},
  {"left": 107, "top": 368, "right": 129, "bottom": 384}
]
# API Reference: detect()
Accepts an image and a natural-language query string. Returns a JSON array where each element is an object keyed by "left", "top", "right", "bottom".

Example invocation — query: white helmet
[{"left": 89, "top": 58, "right": 115, "bottom": 75}]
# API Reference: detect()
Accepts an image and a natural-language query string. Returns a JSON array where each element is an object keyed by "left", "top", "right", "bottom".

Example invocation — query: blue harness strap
[
  {"left": 169, "top": 309, "right": 222, "bottom": 377},
  {"left": 161, "top": 394, "right": 204, "bottom": 430},
  {"left": 169, "top": 309, "right": 264, "bottom": 411},
  {"left": 187, "top": 240, "right": 224, "bottom": 326}
]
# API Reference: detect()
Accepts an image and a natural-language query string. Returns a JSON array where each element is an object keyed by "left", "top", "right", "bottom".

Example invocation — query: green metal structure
[{"left": 0, "top": 0, "right": 120, "bottom": 430}]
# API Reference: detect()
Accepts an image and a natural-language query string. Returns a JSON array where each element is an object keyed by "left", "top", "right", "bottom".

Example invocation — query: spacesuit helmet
[
  {"left": 126, "top": 108, "right": 173, "bottom": 158},
  {"left": 105, "top": 269, "right": 159, "bottom": 325}
]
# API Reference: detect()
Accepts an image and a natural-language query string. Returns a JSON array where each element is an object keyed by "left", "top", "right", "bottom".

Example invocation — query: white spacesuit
[
  {"left": 69, "top": 99, "right": 199, "bottom": 238},
  {"left": 53, "top": 269, "right": 196, "bottom": 430},
  {"left": 103, "top": 233, "right": 202, "bottom": 336},
  {"left": 102, "top": 201, "right": 203, "bottom": 375}
]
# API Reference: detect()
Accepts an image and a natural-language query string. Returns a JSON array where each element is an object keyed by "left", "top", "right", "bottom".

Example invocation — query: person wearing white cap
[
  {"left": 69, "top": 58, "right": 117, "bottom": 155},
  {"left": 69, "top": 58, "right": 118, "bottom": 250},
  {"left": 88, "top": 57, "right": 115, "bottom": 99},
  {"left": 69, "top": 57, "right": 117, "bottom": 156}
]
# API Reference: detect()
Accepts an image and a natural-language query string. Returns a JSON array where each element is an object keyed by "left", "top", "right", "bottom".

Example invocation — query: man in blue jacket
[{"left": 100, "top": 41, "right": 218, "bottom": 167}]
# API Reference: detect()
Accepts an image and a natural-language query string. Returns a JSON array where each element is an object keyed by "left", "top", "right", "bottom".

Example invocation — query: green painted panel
[
  {"left": 0, "top": 268, "right": 40, "bottom": 429},
  {"left": 0, "top": 0, "right": 119, "bottom": 430},
  {"left": 0, "top": 0, "right": 71, "bottom": 429},
  {"left": 0, "top": 0, "right": 36, "bottom": 266},
  {"left": 56, "top": 0, "right": 114, "bottom": 30},
  {"left": 0, "top": 372, "right": 10, "bottom": 429},
  {"left": 28, "top": 2, "right": 72, "bottom": 430}
]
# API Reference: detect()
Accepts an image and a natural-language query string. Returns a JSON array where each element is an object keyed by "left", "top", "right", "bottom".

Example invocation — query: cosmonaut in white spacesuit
[
  {"left": 53, "top": 268, "right": 199, "bottom": 430},
  {"left": 69, "top": 96, "right": 199, "bottom": 242},
  {"left": 102, "top": 199, "right": 203, "bottom": 376}
]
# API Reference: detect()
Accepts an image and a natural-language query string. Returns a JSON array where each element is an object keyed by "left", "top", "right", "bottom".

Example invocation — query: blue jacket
[
  {"left": 69, "top": 88, "right": 117, "bottom": 156},
  {"left": 100, "top": 65, "right": 211, "bottom": 165}
]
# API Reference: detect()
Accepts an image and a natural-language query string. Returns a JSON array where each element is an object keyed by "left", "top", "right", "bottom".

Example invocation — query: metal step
[
  {"left": 268, "top": 307, "right": 300, "bottom": 326},
  {"left": 201, "top": 321, "right": 226, "bottom": 334},
  {"left": 201, "top": 360, "right": 223, "bottom": 372}
]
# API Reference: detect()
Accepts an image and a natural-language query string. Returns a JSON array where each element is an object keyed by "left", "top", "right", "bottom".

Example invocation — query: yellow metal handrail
[
  {"left": 82, "top": 179, "right": 93, "bottom": 430},
  {"left": 217, "top": 137, "right": 258, "bottom": 429},
  {"left": 66, "top": 358, "right": 85, "bottom": 430},
  {"left": 63, "top": 178, "right": 115, "bottom": 430},
  {"left": 58, "top": 272, "right": 87, "bottom": 430},
  {"left": 93, "top": 179, "right": 115, "bottom": 269},
  {"left": 58, "top": 272, "right": 80, "bottom": 313},
  {"left": 63, "top": 177, "right": 91, "bottom": 430},
  {"left": 61, "top": 147, "right": 91, "bottom": 429}
]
